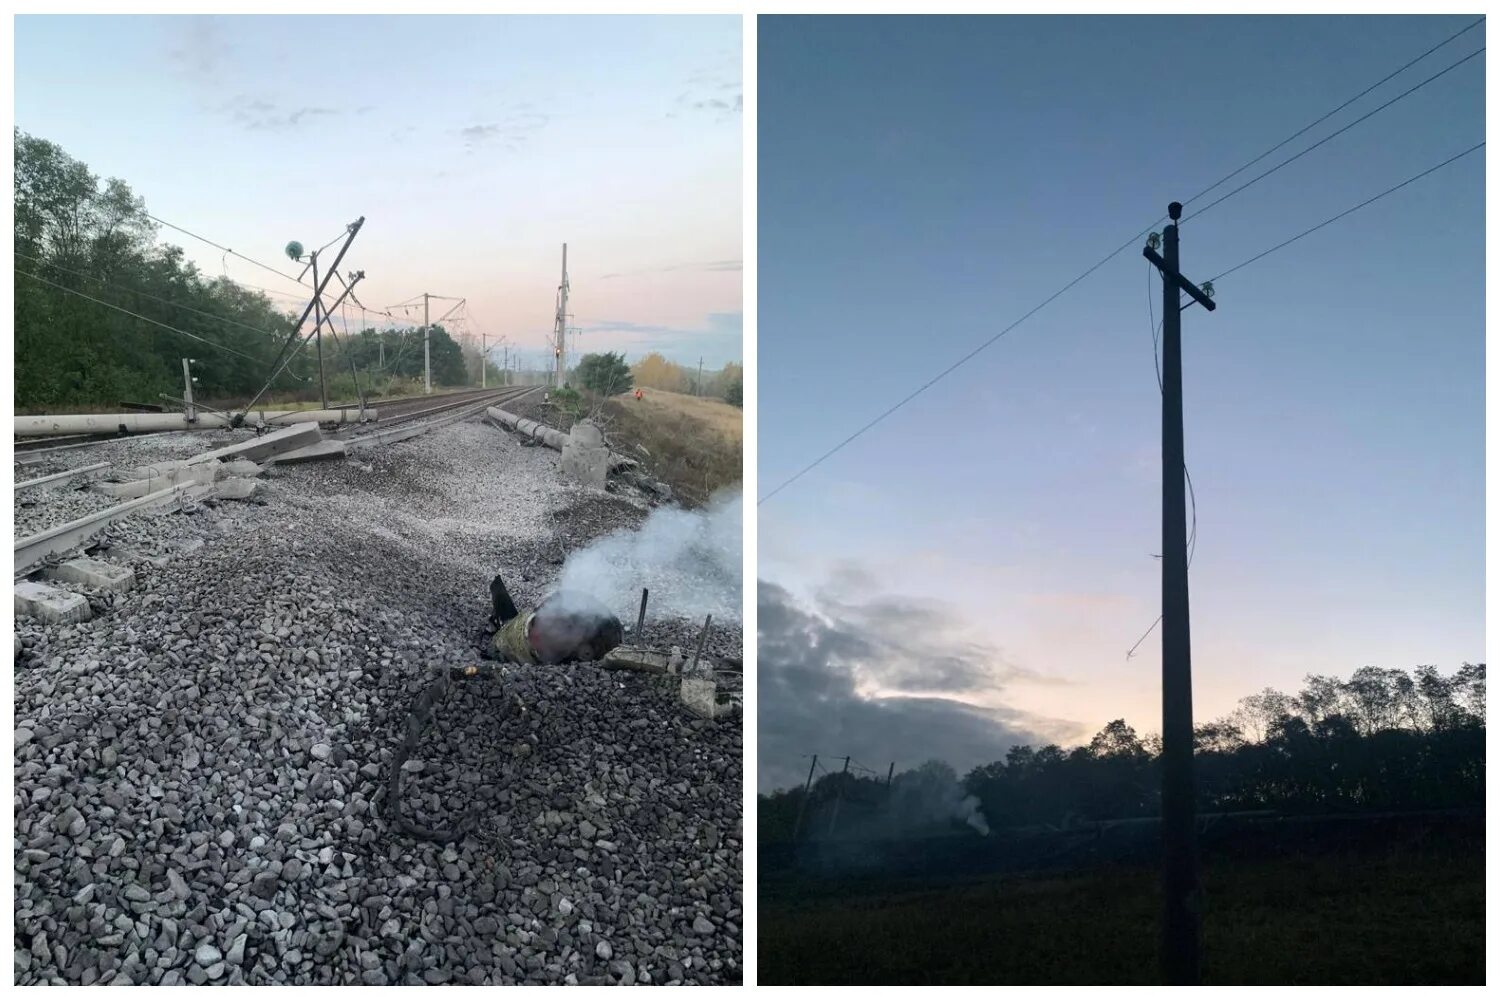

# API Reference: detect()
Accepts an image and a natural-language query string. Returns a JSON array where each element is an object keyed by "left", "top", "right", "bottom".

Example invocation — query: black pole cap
[{"left": 1168, "top": 201, "right": 1183, "bottom": 221}]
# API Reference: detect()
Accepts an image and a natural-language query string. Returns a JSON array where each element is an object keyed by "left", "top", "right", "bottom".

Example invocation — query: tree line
[
  {"left": 13, "top": 129, "right": 472, "bottom": 411},
  {"left": 760, "top": 663, "right": 1486, "bottom": 842}
]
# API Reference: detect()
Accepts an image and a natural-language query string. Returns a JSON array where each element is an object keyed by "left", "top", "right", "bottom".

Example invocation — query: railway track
[
  {"left": 14, "top": 385, "right": 542, "bottom": 577},
  {"left": 332, "top": 385, "right": 536, "bottom": 439}
]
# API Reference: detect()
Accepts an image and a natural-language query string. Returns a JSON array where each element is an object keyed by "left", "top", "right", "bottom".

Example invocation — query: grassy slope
[
  {"left": 759, "top": 832, "right": 1484, "bottom": 985},
  {"left": 601, "top": 389, "right": 742, "bottom": 506}
]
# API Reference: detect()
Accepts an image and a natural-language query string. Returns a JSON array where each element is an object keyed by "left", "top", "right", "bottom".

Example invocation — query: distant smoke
[
  {"left": 554, "top": 489, "right": 741, "bottom": 623},
  {"left": 883, "top": 760, "right": 991, "bottom": 837}
]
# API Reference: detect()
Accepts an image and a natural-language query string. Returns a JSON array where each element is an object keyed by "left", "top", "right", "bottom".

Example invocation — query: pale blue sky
[
  {"left": 15, "top": 14, "right": 742, "bottom": 370},
  {"left": 758, "top": 15, "right": 1485, "bottom": 787}
]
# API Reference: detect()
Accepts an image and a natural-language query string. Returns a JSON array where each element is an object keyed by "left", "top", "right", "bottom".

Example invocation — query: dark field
[{"left": 759, "top": 817, "right": 1484, "bottom": 985}]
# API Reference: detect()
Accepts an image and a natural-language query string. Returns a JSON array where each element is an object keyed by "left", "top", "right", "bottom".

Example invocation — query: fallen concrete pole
[
  {"left": 486, "top": 406, "right": 570, "bottom": 449},
  {"left": 17, "top": 462, "right": 111, "bottom": 493},
  {"left": 486, "top": 406, "right": 637, "bottom": 467},
  {"left": 14, "top": 481, "right": 211, "bottom": 573},
  {"left": 14, "top": 408, "right": 374, "bottom": 437},
  {"left": 185, "top": 423, "right": 322, "bottom": 466}
]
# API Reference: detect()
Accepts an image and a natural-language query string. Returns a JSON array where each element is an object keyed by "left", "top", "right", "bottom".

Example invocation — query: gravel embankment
[{"left": 14, "top": 418, "right": 743, "bottom": 985}]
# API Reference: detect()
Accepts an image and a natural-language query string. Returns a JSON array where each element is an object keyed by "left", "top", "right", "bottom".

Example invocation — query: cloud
[
  {"left": 456, "top": 109, "right": 550, "bottom": 152},
  {"left": 167, "top": 16, "right": 233, "bottom": 83},
  {"left": 677, "top": 90, "right": 743, "bottom": 122},
  {"left": 599, "top": 259, "right": 742, "bottom": 280},
  {"left": 575, "top": 312, "right": 742, "bottom": 366},
  {"left": 218, "top": 96, "right": 340, "bottom": 131},
  {"left": 677, "top": 64, "right": 742, "bottom": 122},
  {"left": 758, "top": 577, "right": 1081, "bottom": 792}
]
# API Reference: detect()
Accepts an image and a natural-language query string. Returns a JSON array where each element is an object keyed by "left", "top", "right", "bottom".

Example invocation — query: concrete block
[
  {"left": 222, "top": 460, "right": 263, "bottom": 478},
  {"left": 561, "top": 420, "right": 610, "bottom": 489},
  {"left": 16, "top": 581, "right": 92, "bottom": 624},
  {"left": 601, "top": 645, "right": 674, "bottom": 674},
  {"left": 215, "top": 479, "right": 259, "bottom": 500},
  {"left": 186, "top": 423, "right": 322, "bottom": 466},
  {"left": 272, "top": 440, "right": 347, "bottom": 464},
  {"left": 680, "top": 676, "right": 720, "bottom": 719},
  {"left": 42, "top": 558, "right": 135, "bottom": 593}
]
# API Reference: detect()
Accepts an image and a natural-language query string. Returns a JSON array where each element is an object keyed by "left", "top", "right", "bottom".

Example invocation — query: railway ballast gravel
[{"left": 14, "top": 418, "right": 743, "bottom": 985}]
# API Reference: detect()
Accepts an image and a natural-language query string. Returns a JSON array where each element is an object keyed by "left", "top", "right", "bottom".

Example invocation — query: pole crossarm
[{"left": 1143, "top": 246, "right": 1218, "bottom": 312}]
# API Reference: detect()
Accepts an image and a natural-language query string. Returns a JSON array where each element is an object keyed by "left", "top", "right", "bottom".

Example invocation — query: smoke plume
[
  {"left": 554, "top": 489, "right": 742, "bottom": 623},
  {"left": 883, "top": 760, "right": 991, "bottom": 837}
]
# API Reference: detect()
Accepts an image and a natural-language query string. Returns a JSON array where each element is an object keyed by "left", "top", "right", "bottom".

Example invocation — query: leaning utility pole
[
  {"left": 1142, "top": 201, "right": 1217, "bottom": 986},
  {"left": 791, "top": 755, "right": 819, "bottom": 842},
  {"left": 554, "top": 243, "right": 569, "bottom": 388},
  {"left": 234, "top": 217, "right": 364, "bottom": 426}
]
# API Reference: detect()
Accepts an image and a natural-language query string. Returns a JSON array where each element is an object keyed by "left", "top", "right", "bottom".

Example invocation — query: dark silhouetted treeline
[
  {"left": 760, "top": 664, "right": 1485, "bottom": 842},
  {"left": 14, "top": 130, "right": 469, "bottom": 411}
]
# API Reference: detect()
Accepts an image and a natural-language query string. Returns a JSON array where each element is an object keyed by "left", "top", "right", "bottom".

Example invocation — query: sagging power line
[{"left": 757, "top": 20, "right": 1486, "bottom": 504}]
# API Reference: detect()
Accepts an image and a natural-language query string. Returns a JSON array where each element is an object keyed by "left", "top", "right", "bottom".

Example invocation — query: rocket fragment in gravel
[{"left": 486, "top": 574, "right": 624, "bottom": 664}]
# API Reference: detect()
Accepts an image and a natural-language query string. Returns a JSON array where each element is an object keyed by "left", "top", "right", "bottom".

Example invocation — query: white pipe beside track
[{"left": 13, "top": 409, "right": 375, "bottom": 437}]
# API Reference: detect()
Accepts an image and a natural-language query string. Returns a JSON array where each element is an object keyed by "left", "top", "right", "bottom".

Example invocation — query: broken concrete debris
[
  {"left": 15, "top": 581, "right": 92, "bottom": 625},
  {"left": 560, "top": 420, "right": 610, "bottom": 489},
  {"left": 599, "top": 644, "right": 738, "bottom": 719},
  {"left": 42, "top": 558, "right": 136, "bottom": 593}
]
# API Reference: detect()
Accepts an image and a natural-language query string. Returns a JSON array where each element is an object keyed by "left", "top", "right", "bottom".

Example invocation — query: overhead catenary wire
[
  {"left": 758, "top": 25, "right": 1487, "bottom": 505},
  {"left": 145, "top": 213, "right": 306, "bottom": 287},
  {"left": 1181, "top": 46, "right": 1485, "bottom": 225},
  {"left": 1121, "top": 145, "right": 1486, "bottom": 664},
  {"left": 1206, "top": 140, "right": 1486, "bottom": 284},
  {"left": 1177, "top": 16, "right": 1485, "bottom": 212}
]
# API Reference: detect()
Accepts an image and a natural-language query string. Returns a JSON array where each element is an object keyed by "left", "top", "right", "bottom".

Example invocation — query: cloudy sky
[
  {"left": 14, "top": 14, "right": 742, "bottom": 371},
  {"left": 758, "top": 15, "right": 1484, "bottom": 790}
]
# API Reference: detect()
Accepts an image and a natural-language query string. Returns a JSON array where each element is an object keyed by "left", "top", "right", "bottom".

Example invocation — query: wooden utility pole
[
  {"left": 885, "top": 761, "right": 895, "bottom": 788},
  {"left": 1142, "top": 201, "right": 1217, "bottom": 985},
  {"left": 791, "top": 755, "right": 818, "bottom": 841}
]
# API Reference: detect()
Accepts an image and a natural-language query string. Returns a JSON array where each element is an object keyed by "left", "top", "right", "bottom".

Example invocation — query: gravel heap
[
  {"left": 14, "top": 417, "right": 743, "bottom": 985},
  {"left": 14, "top": 429, "right": 261, "bottom": 539}
]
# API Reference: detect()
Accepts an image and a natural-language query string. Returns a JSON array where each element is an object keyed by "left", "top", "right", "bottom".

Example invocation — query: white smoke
[
  {"left": 554, "top": 489, "right": 742, "bottom": 624},
  {"left": 956, "top": 795, "right": 991, "bottom": 836},
  {"left": 882, "top": 759, "right": 992, "bottom": 838}
]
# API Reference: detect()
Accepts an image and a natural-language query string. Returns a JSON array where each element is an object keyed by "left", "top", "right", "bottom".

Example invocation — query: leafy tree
[
  {"left": 760, "top": 663, "right": 1486, "bottom": 843},
  {"left": 574, "top": 351, "right": 633, "bottom": 396},
  {"left": 13, "top": 129, "right": 312, "bottom": 409}
]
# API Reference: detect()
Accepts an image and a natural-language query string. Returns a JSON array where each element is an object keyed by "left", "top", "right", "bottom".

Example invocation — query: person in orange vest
[{"left": 634, "top": 388, "right": 644, "bottom": 401}]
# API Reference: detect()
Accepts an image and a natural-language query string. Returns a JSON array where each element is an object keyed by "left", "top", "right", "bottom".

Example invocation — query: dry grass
[
  {"left": 615, "top": 389, "right": 743, "bottom": 441},
  {"left": 598, "top": 389, "right": 742, "bottom": 506}
]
